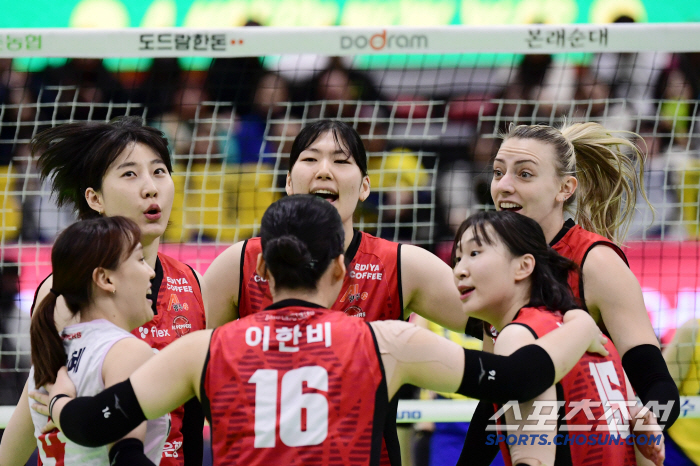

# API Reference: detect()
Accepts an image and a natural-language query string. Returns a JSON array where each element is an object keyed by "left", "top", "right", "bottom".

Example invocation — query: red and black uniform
[
  {"left": 550, "top": 219, "right": 628, "bottom": 306},
  {"left": 31, "top": 253, "right": 206, "bottom": 466},
  {"left": 239, "top": 230, "right": 403, "bottom": 321},
  {"left": 495, "top": 307, "right": 636, "bottom": 466},
  {"left": 202, "top": 299, "right": 390, "bottom": 466},
  {"left": 134, "top": 253, "right": 206, "bottom": 465},
  {"left": 238, "top": 230, "right": 403, "bottom": 465}
]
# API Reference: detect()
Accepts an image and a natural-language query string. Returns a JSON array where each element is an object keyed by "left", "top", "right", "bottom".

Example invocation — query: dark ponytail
[
  {"left": 261, "top": 195, "right": 344, "bottom": 291},
  {"left": 452, "top": 211, "right": 579, "bottom": 313},
  {"left": 30, "top": 292, "right": 65, "bottom": 388},
  {"left": 30, "top": 216, "right": 141, "bottom": 388},
  {"left": 527, "top": 246, "right": 579, "bottom": 312}
]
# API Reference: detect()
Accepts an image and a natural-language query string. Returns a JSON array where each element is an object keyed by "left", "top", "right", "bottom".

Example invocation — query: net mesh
[{"left": 0, "top": 25, "right": 699, "bottom": 412}]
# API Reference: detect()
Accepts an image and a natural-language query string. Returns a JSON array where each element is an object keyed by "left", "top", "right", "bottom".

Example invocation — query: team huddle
[{"left": 0, "top": 117, "right": 680, "bottom": 466}]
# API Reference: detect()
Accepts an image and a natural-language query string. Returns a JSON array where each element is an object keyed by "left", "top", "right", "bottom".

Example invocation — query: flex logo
[
  {"left": 168, "top": 294, "right": 189, "bottom": 312},
  {"left": 340, "top": 284, "right": 369, "bottom": 303},
  {"left": 138, "top": 326, "right": 171, "bottom": 339}
]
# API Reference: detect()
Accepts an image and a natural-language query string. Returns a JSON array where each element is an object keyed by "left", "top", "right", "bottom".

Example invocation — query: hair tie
[
  {"left": 307, "top": 260, "right": 318, "bottom": 270},
  {"left": 50, "top": 288, "right": 61, "bottom": 297}
]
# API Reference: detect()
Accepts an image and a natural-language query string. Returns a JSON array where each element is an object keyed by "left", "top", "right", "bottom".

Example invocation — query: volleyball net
[{"left": 0, "top": 23, "right": 699, "bottom": 423}]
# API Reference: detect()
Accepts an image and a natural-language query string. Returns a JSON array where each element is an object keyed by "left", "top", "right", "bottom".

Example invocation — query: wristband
[{"left": 49, "top": 394, "right": 70, "bottom": 420}]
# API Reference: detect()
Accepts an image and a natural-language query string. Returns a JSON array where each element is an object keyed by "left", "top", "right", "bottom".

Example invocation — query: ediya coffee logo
[{"left": 341, "top": 29, "right": 428, "bottom": 51}]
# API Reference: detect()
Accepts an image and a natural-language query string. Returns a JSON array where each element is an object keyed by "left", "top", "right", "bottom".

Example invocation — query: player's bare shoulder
[{"left": 203, "top": 240, "right": 247, "bottom": 327}]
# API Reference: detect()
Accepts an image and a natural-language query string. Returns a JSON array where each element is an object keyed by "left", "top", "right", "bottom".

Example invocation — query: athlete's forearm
[
  {"left": 535, "top": 310, "right": 604, "bottom": 382},
  {"left": 57, "top": 380, "right": 145, "bottom": 447},
  {"left": 457, "top": 345, "right": 555, "bottom": 403},
  {"left": 0, "top": 380, "right": 39, "bottom": 465},
  {"left": 623, "top": 344, "right": 680, "bottom": 430}
]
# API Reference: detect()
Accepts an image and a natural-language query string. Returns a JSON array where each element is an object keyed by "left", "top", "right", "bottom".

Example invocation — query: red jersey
[
  {"left": 132, "top": 253, "right": 206, "bottom": 465},
  {"left": 239, "top": 230, "right": 403, "bottom": 322},
  {"left": 496, "top": 307, "right": 636, "bottom": 466},
  {"left": 238, "top": 231, "right": 403, "bottom": 465},
  {"left": 550, "top": 219, "right": 628, "bottom": 304},
  {"left": 202, "top": 300, "right": 389, "bottom": 466}
]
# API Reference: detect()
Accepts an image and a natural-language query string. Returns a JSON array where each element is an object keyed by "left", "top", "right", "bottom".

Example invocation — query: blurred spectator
[
  {"left": 499, "top": 53, "right": 577, "bottom": 124},
  {"left": 0, "top": 59, "right": 36, "bottom": 164},
  {"left": 0, "top": 60, "right": 38, "bottom": 242},
  {"left": 34, "top": 59, "right": 128, "bottom": 122},
  {"left": 678, "top": 53, "right": 700, "bottom": 101},
  {"left": 628, "top": 121, "right": 684, "bottom": 240},
  {"left": 205, "top": 20, "right": 266, "bottom": 116},
  {"left": 437, "top": 158, "right": 483, "bottom": 234},
  {"left": 588, "top": 15, "right": 670, "bottom": 129},
  {"left": 572, "top": 66, "right": 612, "bottom": 121},
  {"left": 656, "top": 59, "right": 695, "bottom": 149},
  {"left": 355, "top": 115, "right": 432, "bottom": 242},
  {"left": 301, "top": 57, "right": 383, "bottom": 119},
  {"left": 151, "top": 69, "right": 226, "bottom": 162},
  {"left": 227, "top": 72, "right": 301, "bottom": 165},
  {"left": 139, "top": 58, "right": 182, "bottom": 120}
]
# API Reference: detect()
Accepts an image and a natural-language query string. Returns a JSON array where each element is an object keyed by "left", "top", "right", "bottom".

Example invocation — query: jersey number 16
[{"left": 249, "top": 366, "right": 329, "bottom": 448}]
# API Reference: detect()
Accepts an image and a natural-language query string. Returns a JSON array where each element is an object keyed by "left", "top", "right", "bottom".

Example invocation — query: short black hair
[
  {"left": 261, "top": 194, "right": 345, "bottom": 291},
  {"left": 289, "top": 120, "right": 368, "bottom": 176},
  {"left": 453, "top": 211, "right": 579, "bottom": 312},
  {"left": 33, "top": 116, "right": 172, "bottom": 220}
]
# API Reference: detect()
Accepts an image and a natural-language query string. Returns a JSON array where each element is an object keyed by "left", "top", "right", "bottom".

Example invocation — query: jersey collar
[
  {"left": 549, "top": 218, "right": 575, "bottom": 247},
  {"left": 264, "top": 298, "right": 326, "bottom": 311},
  {"left": 150, "top": 256, "right": 163, "bottom": 315},
  {"left": 344, "top": 229, "right": 362, "bottom": 267}
]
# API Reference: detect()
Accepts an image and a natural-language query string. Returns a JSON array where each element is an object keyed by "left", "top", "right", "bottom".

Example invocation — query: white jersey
[{"left": 28, "top": 319, "right": 170, "bottom": 466}]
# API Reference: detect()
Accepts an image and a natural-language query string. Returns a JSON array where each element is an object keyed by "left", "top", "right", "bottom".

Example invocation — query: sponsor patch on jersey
[
  {"left": 168, "top": 293, "right": 189, "bottom": 312},
  {"left": 166, "top": 276, "right": 194, "bottom": 293},
  {"left": 344, "top": 305, "right": 366, "bottom": 318},
  {"left": 340, "top": 284, "right": 370, "bottom": 303},
  {"left": 138, "top": 326, "right": 170, "bottom": 339},
  {"left": 61, "top": 331, "right": 82, "bottom": 341},
  {"left": 349, "top": 262, "right": 383, "bottom": 280},
  {"left": 172, "top": 315, "right": 192, "bottom": 337}
]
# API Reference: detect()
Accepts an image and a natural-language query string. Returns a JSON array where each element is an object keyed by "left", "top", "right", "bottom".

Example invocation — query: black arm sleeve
[
  {"left": 60, "top": 380, "right": 146, "bottom": 447},
  {"left": 181, "top": 397, "right": 204, "bottom": 465},
  {"left": 455, "top": 400, "right": 499, "bottom": 466},
  {"left": 108, "top": 438, "right": 156, "bottom": 466},
  {"left": 457, "top": 344, "right": 555, "bottom": 404},
  {"left": 622, "top": 343, "right": 680, "bottom": 429}
]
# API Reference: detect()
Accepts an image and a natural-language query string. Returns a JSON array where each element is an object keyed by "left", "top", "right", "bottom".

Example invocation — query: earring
[{"left": 112, "top": 289, "right": 116, "bottom": 295}]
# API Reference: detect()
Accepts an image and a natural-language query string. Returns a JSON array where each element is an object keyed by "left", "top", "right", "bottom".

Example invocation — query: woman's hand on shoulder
[{"left": 563, "top": 309, "right": 609, "bottom": 357}]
